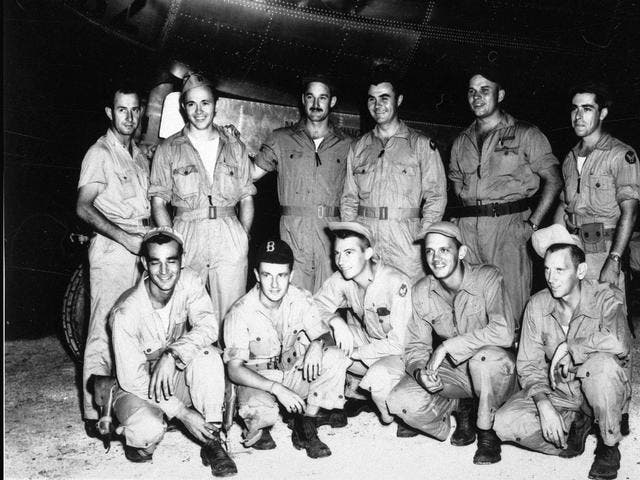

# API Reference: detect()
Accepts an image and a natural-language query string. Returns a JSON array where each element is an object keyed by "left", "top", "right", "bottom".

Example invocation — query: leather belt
[
  {"left": 357, "top": 206, "right": 420, "bottom": 220},
  {"left": 175, "top": 206, "right": 236, "bottom": 221},
  {"left": 246, "top": 357, "right": 279, "bottom": 372},
  {"left": 452, "top": 198, "right": 530, "bottom": 218},
  {"left": 281, "top": 205, "right": 340, "bottom": 218},
  {"left": 117, "top": 217, "right": 151, "bottom": 227}
]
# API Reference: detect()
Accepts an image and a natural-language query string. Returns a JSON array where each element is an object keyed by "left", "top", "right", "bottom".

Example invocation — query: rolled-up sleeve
[
  {"left": 253, "top": 133, "right": 279, "bottom": 173},
  {"left": 222, "top": 306, "right": 251, "bottom": 363},
  {"left": 613, "top": 148, "right": 640, "bottom": 204},
  {"left": 231, "top": 139, "right": 257, "bottom": 199},
  {"left": 525, "top": 127, "right": 559, "bottom": 174},
  {"left": 314, "top": 274, "right": 349, "bottom": 326},
  {"left": 149, "top": 141, "right": 174, "bottom": 202}
]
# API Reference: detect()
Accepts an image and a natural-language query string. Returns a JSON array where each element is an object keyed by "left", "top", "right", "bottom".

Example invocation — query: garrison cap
[
  {"left": 142, "top": 226, "right": 184, "bottom": 247},
  {"left": 256, "top": 239, "right": 294, "bottom": 266},
  {"left": 328, "top": 221, "right": 374, "bottom": 246},
  {"left": 423, "top": 221, "right": 463, "bottom": 243},
  {"left": 181, "top": 73, "right": 213, "bottom": 95},
  {"left": 531, "top": 224, "right": 583, "bottom": 258}
]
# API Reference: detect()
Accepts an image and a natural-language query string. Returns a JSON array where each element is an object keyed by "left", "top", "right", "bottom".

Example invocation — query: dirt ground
[{"left": 4, "top": 334, "right": 640, "bottom": 480}]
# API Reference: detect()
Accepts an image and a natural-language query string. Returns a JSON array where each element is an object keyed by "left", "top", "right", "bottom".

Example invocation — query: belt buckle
[
  {"left": 490, "top": 203, "right": 499, "bottom": 217},
  {"left": 379, "top": 206, "right": 388, "bottom": 220},
  {"left": 208, "top": 206, "right": 217, "bottom": 219},
  {"left": 317, "top": 205, "right": 325, "bottom": 218}
]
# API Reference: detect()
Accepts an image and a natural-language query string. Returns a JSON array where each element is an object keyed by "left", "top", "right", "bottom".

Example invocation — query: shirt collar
[
  {"left": 464, "top": 110, "right": 515, "bottom": 137},
  {"left": 171, "top": 124, "right": 228, "bottom": 147},
  {"left": 427, "top": 261, "right": 482, "bottom": 298},
  {"left": 546, "top": 281, "right": 600, "bottom": 320},
  {"left": 571, "top": 132, "right": 613, "bottom": 155}
]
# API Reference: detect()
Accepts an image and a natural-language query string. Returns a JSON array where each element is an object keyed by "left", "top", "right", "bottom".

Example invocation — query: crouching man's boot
[
  {"left": 588, "top": 438, "right": 621, "bottom": 480},
  {"left": 291, "top": 415, "right": 331, "bottom": 458},
  {"left": 473, "top": 428, "right": 501, "bottom": 465},
  {"left": 451, "top": 398, "right": 477, "bottom": 446},
  {"left": 560, "top": 410, "right": 593, "bottom": 458},
  {"left": 201, "top": 428, "right": 237, "bottom": 477}
]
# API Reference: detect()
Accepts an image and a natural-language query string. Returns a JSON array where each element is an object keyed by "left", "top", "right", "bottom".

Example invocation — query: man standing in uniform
[
  {"left": 252, "top": 75, "right": 352, "bottom": 292},
  {"left": 341, "top": 68, "right": 446, "bottom": 283},
  {"left": 495, "top": 225, "right": 632, "bottom": 480},
  {"left": 449, "top": 69, "right": 562, "bottom": 322},
  {"left": 111, "top": 228, "right": 237, "bottom": 476},
  {"left": 314, "top": 221, "right": 413, "bottom": 431},
  {"left": 76, "top": 84, "right": 151, "bottom": 433},
  {"left": 554, "top": 82, "right": 639, "bottom": 292},
  {"left": 224, "top": 240, "right": 351, "bottom": 458},
  {"left": 387, "top": 221, "right": 517, "bottom": 464},
  {"left": 150, "top": 74, "right": 255, "bottom": 323}
]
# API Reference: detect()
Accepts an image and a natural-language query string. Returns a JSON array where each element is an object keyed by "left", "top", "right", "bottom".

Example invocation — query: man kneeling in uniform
[
  {"left": 494, "top": 225, "right": 632, "bottom": 480},
  {"left": 224, "top": 240, "right": 351, "bottom": 458},
  {"left": 386, "top": 221, "right": 518, "bottom": 463},
  {"left": 314, "top": 221, "right": 413, "bottom": 434},
  {"left": 111, "top": 227, "right": 236, "bottom": 477}
]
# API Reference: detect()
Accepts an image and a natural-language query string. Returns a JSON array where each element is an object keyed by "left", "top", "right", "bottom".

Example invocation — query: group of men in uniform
[{"left": 76, "top": 66, "right": 636, "bottom": 479}]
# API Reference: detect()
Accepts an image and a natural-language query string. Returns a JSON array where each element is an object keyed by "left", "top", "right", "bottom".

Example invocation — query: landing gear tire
[{"left": 61, "top": 263, "right": 89, "bottom": 363}]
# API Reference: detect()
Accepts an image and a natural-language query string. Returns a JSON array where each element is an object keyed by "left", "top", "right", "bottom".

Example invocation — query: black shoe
[
  {"left": 84, "top": 420, "right": 100, "bottom": 439},
  {"left": 560, "top": 411, "right": 593, "bottom": 458},
  {"left": 124, "top": 445, "right": 153, "bottom": 463},
  {"left": 314, "top": 409, "right": 348, "bottom": 428},
  {"left": 201, "top": 431, "right": 238, "bottom": 477},
  {"left": 396, "top": 421, "right": 420, "bottom": 438},
  {"left": 451, "top": 398, "right": 476, "bottom": 446},
  {"left": 588, "top": 440, "right": 621, "bottom": 480},
  {"left": 473, "top": 429, "right": 501, "bottom": 465},
  {"left": 620, "top": 413, "right": 630, "bottom": 436},
  {"left": 251, "top": 428, "right": 276, "bottom": 450},
  {"left": 291, "top": 415, "right": 331, "bottom": 458},
  {"left": 343, "top": 398, "right": 374, "bottom": 418}
]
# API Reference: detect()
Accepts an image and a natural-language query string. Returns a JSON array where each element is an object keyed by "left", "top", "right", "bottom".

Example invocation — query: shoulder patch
[
  {"left": 398, "top": 284, "right": 408, "bottom": 297},
  {"left": 625, "top": 150, "right": 636, "bottom": 164},
  {"left": 429, "top": 140, "right": 437, "bottom": 151}
]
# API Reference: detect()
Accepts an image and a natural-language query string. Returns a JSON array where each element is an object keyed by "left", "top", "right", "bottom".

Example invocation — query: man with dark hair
[
  {"left": 341, "top": 66, "right": 446, "bottom": 282},
  {"left": 387, "top": 221, "right": 517, "bottom": 465},
  {"left": 495, "top": 224, "right": 632, "bottom": 480},
  {"left": 110, "top": 227, "right": 237, "bottom": 477},
  {"left": 252, "top": 74, "right": 352, "bottom": 293},
  {"left": 314, "top": 221, "right": 413, "bottom": 431},
  {"left": 449, "top": 69, "right": 562, "bottom": 324},
  {"left": 76, "top": 84, "right": 151, "bottom": 433},
  {"left": 150, "top": 73, "right": 255, "bottom": 324},
  {"left": 224, "top": 239, "right": 351, "bottom": 458},
  {"left": 554, "top": 81, "right": 639, "bottom": 293}
]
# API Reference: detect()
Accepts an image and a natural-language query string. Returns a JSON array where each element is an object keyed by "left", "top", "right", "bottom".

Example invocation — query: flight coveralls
[
  {"left": 150, "top": 125, "right": 256, "bottom": 323},
  {"left": 111, "top": 268, "right": 225, "bottom": 451},
  {"left": 223, "top": 284, "right": 350, "bottom": 438},
  {"left": 79, "top": 128, "right": 151, "bottom": 420},
  {"left": 254, "top": 121, "right": 352, "bottom": 293},
  {"left": 449, "top": 112, "right": 559, "bottom": 322},
  {"left": 314, "top": 263, "right": 412, "bottom": 416},
  {"left": 387, "top": 263, "right": 518, "bottom": 440},
  {"left": 341, "top": 122, "right": 446, "bottom": 283},
  {"left": 494, "top": 280, "right": 632, "bottom": 454},
  {"left": 558, "top": 133, "right": 640, "bottom": 291}
]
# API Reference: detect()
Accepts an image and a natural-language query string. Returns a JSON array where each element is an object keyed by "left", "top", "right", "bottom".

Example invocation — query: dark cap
[
  {"left": 423, "top": 221, "right": 463, "bottom": 243},
  {"left": 142, "top": 226, "right": 184, "bottom": 247},
  {"left": 468, "top": 65, "right": 505, "bottom": 88},
  {"left": 256, "top": 239, "right": 294, "bottom": 266}
]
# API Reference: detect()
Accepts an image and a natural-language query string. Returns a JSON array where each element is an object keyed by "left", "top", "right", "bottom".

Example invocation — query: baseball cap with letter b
[{"left": 256, "top": 239, "right": 294, "bottom": 266}]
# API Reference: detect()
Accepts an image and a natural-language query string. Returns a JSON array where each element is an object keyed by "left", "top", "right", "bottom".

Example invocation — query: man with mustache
[
  {"left": 340, "top": 66, "right": 446, "bottom": 283},
  {"left": 449, "top": 69, "right": 562, "bottom": 326},
  {"left": 494, "top": 224, "right": 632, "bottom": 480},
  {"left": 150, "top": 74, "right": 255, "bottom": 324},
  {"left": 554, "top": 82, "right": 639, "bottom": 293},
  {"left": 76, "top": 84, "right": 151, "bottom": 435},
  {"left": 252, "top": 75, "right": 352, "bottom": 293}
]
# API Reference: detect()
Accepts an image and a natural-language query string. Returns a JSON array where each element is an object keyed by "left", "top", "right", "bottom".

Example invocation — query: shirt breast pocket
[
  {"left": 586, "top": 174, "right": 615, "bottom": 206},
  {"left": 172, "top": 164, "right": 200, "bottom": 198},
  {"left": 354, "top": 164, "right": 376, "bottom": 200},
  {"left": 376, "top": 306, "right": 393, "bottom": 334},
  {"left": 493, "top": 145, "right": 523, "bottom": 175},
  {"left": 117, "top": 172, "right": 137, "bottom": 200}
]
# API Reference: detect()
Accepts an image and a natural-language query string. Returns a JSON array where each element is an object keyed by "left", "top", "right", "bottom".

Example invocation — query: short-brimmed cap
[
  {"left": 328, "top": 221, "right": 374, "bottom": 246},
  {"left": 142, "top": 226, "right": 184, "bottom": 247},
  {"left": 256, "top": 239, "right": 294, "bottom": 266},
  {"left": 422, "top": 221, "right": 463, "bottom": 243},
  {"left": 181, "top": 73, "right": 213, "bottom": 95}
]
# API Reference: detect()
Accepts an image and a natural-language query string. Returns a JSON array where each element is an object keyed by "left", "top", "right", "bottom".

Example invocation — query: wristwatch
[
  {"left": 608, "top": 252, "right": 621, "bottom": 264},
  {"left": 526, "top": 219, "right": 539, "bottom": 231}
]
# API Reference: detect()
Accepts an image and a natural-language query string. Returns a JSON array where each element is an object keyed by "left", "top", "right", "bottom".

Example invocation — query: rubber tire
[{"left": 61, "top": 263, "right": 89, "bottom": 363}]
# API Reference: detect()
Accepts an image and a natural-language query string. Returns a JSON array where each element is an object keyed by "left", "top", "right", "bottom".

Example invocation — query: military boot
[
  {"left": 588, "top": 440, "right": 621, "bottom": 480},
  {"left": 343, "top": 398, "right": 374, "bottom": 418},
  {"left": 124, "top": 445, "right": 154, "bottom": 463},
  {"left": 251, "top": 428, "right": 276, "bottom": 450},
  {"left": 314, "top": 408, "right": 348, "bottom": 428},
  {"left": 620, "top": 413, "right": 630, "bottom": 436},
  {"left": 396, "top": 420, "right": 420, "bottom": 438},
  {"left": 473, "top": 428, "right": 501, "bottom": 465},
  {"left": 560, "top": 410, "right": 593, "bottom": 458},
  {"left": 291, "top": 415, "right": 331, "bottom": 458},
  {"left": 201, "top": 429, "right": 237, "bottom": 477},
  {"left": 451, "top": 397, "right": 477, "bottom": 446}
]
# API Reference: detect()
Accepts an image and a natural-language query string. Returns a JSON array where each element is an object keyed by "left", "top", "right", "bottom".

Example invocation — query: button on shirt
[
  {"left": 78, "top": 128, "right": 150, "bottom": 223},
  {"left": 449, "top": 112, "right": 558, "bottom": 204},
  {"left": 223, "top": 284, "right": 329, "bottom": 368},
  {"left": 561, "top": 133, "right": 640, "bottom": 228},
  {"left": 314, "top": 263, "right": 412, "bottom": 364},
  {"left": 404, "top": 263, "right": 515, "bottom": 376},
  {"left": 110, "top": 268, "right": 219, "bottom": 418},
  {"left": 517, "top": 279, "right": 631, "bottom": 399}
]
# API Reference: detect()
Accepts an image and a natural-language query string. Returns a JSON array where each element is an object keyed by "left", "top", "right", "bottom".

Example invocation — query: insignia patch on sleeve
[
  {"left": 376, "top": 307, "right": 391, "bottom": 316},
  {"left": 625, "top": 150, "right": 637, "bottom": 164},
  {"left": 399, "top": 284, "right": 408, "bottom": 297},
  {"left": 429, "top": 140, "right": 437, "bottom": 151}
]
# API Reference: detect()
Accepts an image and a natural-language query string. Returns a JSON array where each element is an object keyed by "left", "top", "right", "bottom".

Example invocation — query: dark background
[{"left": 4, "top": 0, "right": 639, "bottom": 339}]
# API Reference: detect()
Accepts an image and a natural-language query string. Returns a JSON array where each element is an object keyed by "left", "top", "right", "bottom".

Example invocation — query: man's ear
[
  {"left": 253, "top": 268, "right": 260, "bottom": 284},
  {"left": 498, "top": 88, "right": 506, "bottom": 103},
  {"left": 105, "top": 106, "right": 113, "bottom": 122},
  {"left": 599, "top": 107, "right": 608, "bottom": 122},
  {"left": 330, "top": 96, "right": 337, "bottom": 109},
  {"left": 141, "top": 256, "right": 148, "bottom": 272},
  {"left": 577, "top": 262, "right": 588, "bottom": 280},
  {"left": 397, "top": 94, "right": 404, "bottom": 107},
  {"left": 364, "top": 246, "right": 374, "bottom": 261},
  {"left": 458, "top": 245, "right": 468, "bottom": 261}
]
